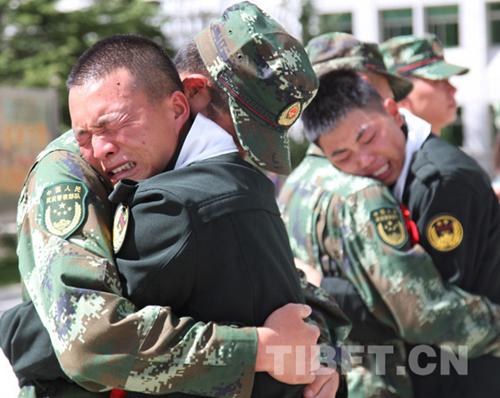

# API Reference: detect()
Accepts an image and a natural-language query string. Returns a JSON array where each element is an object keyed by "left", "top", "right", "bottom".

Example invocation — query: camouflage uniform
[
  {"left": 2, "top": 4, "right": 351, "bottom": 397},
  {"left": 382, "top": 35, "right": 500, "bottom": 397},
  {"left": 277, "top": 32, "right": 500, "bottom": 398},
  {"left": 279, "top": 145, "right": 500, "bottom": 398},
  {"left": 12, "top": 130, "right": 260, "bottom": 397}
]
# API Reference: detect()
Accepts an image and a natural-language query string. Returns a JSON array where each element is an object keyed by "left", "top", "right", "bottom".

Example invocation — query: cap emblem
[{"left": 278, "top": 101, "right": 301, "bottom": 127}]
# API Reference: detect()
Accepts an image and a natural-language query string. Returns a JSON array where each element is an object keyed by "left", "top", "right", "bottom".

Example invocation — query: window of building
[
  {"left": 318, "top": 12, "right": 352, "bottom": 35},
  {"left": 441, "top": 107, "right": 463, "bottom": 146},
  {"left": 425, "top": 5, "right": 459, "bottom": 47},
  {"left": 380, "top": 8, "right": 413, "bottom": 41},
  {"left": 489, "top": 2, "right": 500, "bottom": 45}
]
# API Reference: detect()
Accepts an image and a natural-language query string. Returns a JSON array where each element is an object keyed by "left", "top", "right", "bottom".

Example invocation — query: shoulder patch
[
  {"left": 426, "top": 214, "right": 463, "bottom": 252},
  {"left": 113, "top": 203, "right": 129, "bottom": 254},
  {"left": 41, "top": 182, "right": 88, "bottom": 239},
  {"left": 370, "top": 207, "right": 408, "bottom": 248}
]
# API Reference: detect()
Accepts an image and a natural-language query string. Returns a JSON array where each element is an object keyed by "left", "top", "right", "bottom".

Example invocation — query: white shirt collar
[
  {"left": 393, "top": 108, "right": 432, "bottom": 201},
  {"left": 174, "top": 113, "right": 238, "bottom": 170}
]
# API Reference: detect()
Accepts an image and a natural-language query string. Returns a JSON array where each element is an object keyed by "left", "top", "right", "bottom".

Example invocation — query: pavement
[{"left": 0, "top": 284, "right": 22, "bottom": 397}]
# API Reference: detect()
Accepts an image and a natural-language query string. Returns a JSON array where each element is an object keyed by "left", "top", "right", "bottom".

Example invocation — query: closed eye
[
  {"left": 332, "top": 151, "right": 351, "bottom": 163},
  {"left": 74, "top": 129, "right": 90, "bottom": 146},
  {"left": 359, "top": 130, "right": 376, "bottom": 145}
]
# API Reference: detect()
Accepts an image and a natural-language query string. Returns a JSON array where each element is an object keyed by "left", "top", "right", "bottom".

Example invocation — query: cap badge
[{"left": 278, "top": 101, "right": 302, "bottom": 127}]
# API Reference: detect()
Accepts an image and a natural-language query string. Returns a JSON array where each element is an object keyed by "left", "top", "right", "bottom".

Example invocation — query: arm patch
[
  {"left": 41, "top": 182, "right": 88, "bottom": 239},
  {"left": 370, "top": 207, "right": 408, "bottom": 249},
  {"left": 426, "top": 214, "right": 463, "bottom": 252}
]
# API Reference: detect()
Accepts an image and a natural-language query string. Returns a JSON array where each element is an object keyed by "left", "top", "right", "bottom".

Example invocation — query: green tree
[{"left": 0, "top": 0, "right": 169, "bottom": 129}]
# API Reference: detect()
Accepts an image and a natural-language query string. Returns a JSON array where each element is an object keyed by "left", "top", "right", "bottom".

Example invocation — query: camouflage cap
[
  {"left": 380, "top": 34, "right": 469, "bottom": 80},
  {"left": 306, "top": 32, "right": 413, "bottom": 101},
  {"left": 194, "top": 1, "right": 318, "bottom": 174}
]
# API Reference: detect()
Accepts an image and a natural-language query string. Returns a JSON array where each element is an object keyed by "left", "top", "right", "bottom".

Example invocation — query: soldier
[
  {"left": 279, "top": 32, "right": 500, "bottom": 398},
  {"left": 380, "top": 34, "right": 469, "bottom": 135},
  {"left": 298, "top": 66, "right": 500, "bottom": 397},
  {"left": 1, "top": 3, "right": 349, "bottom": 397}
]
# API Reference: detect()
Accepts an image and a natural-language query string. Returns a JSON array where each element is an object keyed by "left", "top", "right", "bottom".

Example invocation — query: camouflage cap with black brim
[
  {"left": 194, "top": 1, "right": 318, "bottom": 175},
  {"left": 380, "top": 33, "right": 469, "bottom": 80},
  {"left": 306, "top": 32, "right": 413, "bottom": 102}
]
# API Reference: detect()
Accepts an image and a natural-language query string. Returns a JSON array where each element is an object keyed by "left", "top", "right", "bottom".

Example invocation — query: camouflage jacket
[
  {"left": 9, "top": 130, "right": 350, "bottom": 397},
  {"left": 278, "top": 145, "right": 500, "bottom": 397},
  {"left": 15, "top": 131, "right": 259, "bottom": 397}
]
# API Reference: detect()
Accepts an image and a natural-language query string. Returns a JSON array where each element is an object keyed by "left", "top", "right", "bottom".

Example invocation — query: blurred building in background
[
  {"left": 308, "top": 0, "right": 500, "bottom": 174},
  {"left": 162, "top": 0, "right": 303, "bottom": 49},
  {"left": 163, "top": 0, "right": 500, "bottom": 174}
]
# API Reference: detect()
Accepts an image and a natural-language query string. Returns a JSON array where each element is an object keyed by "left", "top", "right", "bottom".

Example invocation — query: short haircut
[
  {"left": 67, "top": 34, "right": 183, "bottom": 101},
  {"left": 302, "top": 69, "right": 385, "bottom": 143},
  {"left": 174, "top": 40, "right": 229, "bottom": 112}
]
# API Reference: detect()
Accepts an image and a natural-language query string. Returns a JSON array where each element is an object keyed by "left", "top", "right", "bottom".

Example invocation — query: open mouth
[
  {"left": 108, "top": 161, "right": 137, "bottom": 179},
  {"left": 373, "top": 163, "right": 389, "bottom": 178}
]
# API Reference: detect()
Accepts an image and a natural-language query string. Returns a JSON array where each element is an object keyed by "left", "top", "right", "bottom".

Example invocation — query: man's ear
[
  {"left": 169, "top": 91, "right": 191, "bottom": 134},
  {"left": 383, "top": 97, "right": 404, "bottom": 127},
  {"left": 182, "top": 73, "right": 211, "bottom": 115}
]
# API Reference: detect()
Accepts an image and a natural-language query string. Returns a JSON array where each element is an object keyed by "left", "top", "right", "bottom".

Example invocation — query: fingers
[
  {"left": 260, "top": 302, "right": 321, "bottom": 385},
  {"left": 319, "top": 372, "right": 340, "bottom": 398},
  {"left": 309, "top": 344, "right": 321, "bottom": 374},
  {"left": 307, "top": 322, "right": 321, "bottom": 342},
  {"left": 316, "top": 374, "right": 339, "bottom": 398},
  {"left": 303, "top": 367, "right": 339, "bottom": 398},
  {"left": 303, "top": 378, "right": 322, "bottom": 398},
  {"left": 290, "top": 303, "right": 312, "bottom": 319}
]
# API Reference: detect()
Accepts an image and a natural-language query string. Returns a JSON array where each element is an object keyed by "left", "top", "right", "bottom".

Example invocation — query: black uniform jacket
[
  {"left": 111, "top": 152, "right": 305, "bottom": 398},
  {"left": 0, "top": 153, "right": 306, "bottom": 398},
  {"left": 403, "top": 135, "right": 500, "bottom": 398}
]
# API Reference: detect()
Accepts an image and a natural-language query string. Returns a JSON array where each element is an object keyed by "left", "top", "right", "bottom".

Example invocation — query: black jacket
[
  {"left": 110, "top": 153, "right": 306, "bottom": 398},
  {"left": 404, "top": 135, "right": 500, "bottom": 398}
]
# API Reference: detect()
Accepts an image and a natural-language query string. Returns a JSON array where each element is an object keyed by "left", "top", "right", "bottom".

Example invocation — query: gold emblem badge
[
  {"left": 426, "top": 214, "right": 463, "bottom": 252},
  {"left": 371, "top": 207, "right": 407, "bottom": 248},
  {"left": 41, "top": 182, "right": 87, "bottom": 239},
  {"left": 278, "top": 101, "right": 302, "bottom": 127},
  {"left": 113, "top": 203, "right": 129, "bottom": 254}
]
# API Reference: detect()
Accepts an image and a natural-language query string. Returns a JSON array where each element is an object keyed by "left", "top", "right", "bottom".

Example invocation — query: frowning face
[
  {"left": 318, "top": 106, "right": 406, "bottom": 186},
  {"left": 69, "top": 68, "right": 188, "bottom": 185}
]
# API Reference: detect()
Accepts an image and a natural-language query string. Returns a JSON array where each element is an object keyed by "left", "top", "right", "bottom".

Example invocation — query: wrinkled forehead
[{"left": 329, "top": 107, "right": 383, "bottom": 140}]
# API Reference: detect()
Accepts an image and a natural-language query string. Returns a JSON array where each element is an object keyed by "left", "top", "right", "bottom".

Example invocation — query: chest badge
[
  {"left": 371, "top": 207, "right": 407, "bottom": 248},
  {"left": 113, "top": 203, "right": 129, "bottom": 254},
  {"left": 41, "top": 182, "right": 88, "bottom": 239},
  {"left": 426, "top": 214, "right": 463, "bottom": 252}
]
